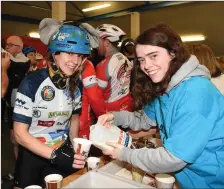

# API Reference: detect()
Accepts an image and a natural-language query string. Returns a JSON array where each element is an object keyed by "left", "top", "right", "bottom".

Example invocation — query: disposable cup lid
[
  {"left": 44, "top": 174, "right": 63, "bottom": 182},
  {"left": 155, "top": 174, "right": 175, "bottom": 184},
  {"left": 24, "top": 185, "right": 42, "bottom": 189},
  {"left": 87, "top": 157, "right": 100, "bottom": 163}
]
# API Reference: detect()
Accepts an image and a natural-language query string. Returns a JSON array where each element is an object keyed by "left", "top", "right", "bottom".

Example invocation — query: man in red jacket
[{"left": 79, "top": 59, "right": 106, "bottom": 139}]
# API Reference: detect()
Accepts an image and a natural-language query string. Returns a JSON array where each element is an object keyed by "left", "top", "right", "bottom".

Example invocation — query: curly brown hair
[{"left": 132, "top": 24, "right": 190, "bottom": 110}]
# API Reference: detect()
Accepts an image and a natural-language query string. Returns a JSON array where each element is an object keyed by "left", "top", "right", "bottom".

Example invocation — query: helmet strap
[{"left": 49, "top": 62, "right": 68, "bottom": 90}]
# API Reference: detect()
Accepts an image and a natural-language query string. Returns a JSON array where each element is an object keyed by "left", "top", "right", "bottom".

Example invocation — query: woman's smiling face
[
  {"left": 54, "top": 52, "right": 84, "bottom": 76},
  {"left": 136, "top": 44, "right": 173, "bottom": 83}
]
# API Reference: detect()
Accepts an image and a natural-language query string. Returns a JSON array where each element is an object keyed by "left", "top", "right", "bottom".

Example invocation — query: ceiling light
[
  {"left": 181, "top": 35, "right": 205, "bottom": 42},
  {"left": 82, "top": 4, "right": 111, "bottom": 12},
  {"left": 29, "top": 32, "right": 40, "bottom": 38}
]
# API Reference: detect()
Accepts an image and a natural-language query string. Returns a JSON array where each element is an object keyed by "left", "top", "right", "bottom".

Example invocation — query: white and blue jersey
[
  {"left": 144, "top": 77, "right": 224, "bottom": 188},
  {"left": 13, "top": 69, "right": 82, "bottom": 146}
]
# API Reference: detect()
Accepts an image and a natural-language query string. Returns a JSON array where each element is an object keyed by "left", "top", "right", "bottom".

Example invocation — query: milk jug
[{"left": 89, "top": 124, "right": 132, "bottom": 151}]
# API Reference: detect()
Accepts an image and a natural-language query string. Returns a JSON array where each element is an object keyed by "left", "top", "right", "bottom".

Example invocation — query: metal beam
[
  {"left": 11, "top": 2, "right": 83, "bottom": 17},
  {"left": 78, "top": 1, "right": 192, "bottom": 22},
  {"left": 46, "top": 1, "right": 51, "bottom": 9},
  {"left": 69, "top": 2, "right": 86, "bottom": 18},
  {"left": 2, "top": 14, "right": 41, "bottom": 25}
]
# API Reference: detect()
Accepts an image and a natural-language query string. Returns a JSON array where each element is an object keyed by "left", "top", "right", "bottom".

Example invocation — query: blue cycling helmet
[
  {"left": 23, "top": 46, "right": 36, "bottom": 56},
  {"left": 48, "top": 25, "right": 90, "bottom": 55}
]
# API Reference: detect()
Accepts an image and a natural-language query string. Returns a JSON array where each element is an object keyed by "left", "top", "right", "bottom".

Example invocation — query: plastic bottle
[{"left": 89, "top": 124, "right": 132, "bottom": 151}]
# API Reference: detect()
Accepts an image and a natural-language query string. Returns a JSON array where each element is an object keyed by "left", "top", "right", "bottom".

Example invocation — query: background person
[
  {"left": 95, "top": 24, "right": 133, "bottom": 112},
  {"left": 97, "top": 24, "right": 224, "bottom": 188},
  {"left": 1, "top": 52, "right": 11, "bottom": 98},
  {"left": 79, "top": 58, "right": 107, "bottom": 139},
  {"left": 188, "top": 43, "right": 224, "bottom": 94},
  {"left": 2, "top": 36, "right": 31, "bottom": 165},
  {"left": 5, "top": 35, "right": 29, "bottom": 62},
  {"left": 23, "top": 46, "right": 38, "bottom": 71},
  {"left": 12, "top": 22, "right": 89, "bottom": 188}
]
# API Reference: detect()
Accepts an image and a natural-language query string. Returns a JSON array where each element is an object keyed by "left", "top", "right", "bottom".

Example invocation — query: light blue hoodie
[{"left": 112, "top": 55, "right": 224, "bottom": 188}]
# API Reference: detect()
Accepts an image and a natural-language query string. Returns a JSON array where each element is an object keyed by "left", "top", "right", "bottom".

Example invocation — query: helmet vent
[
  {"left": 112, "top": 27, "right": 119, "bottom": 31},
  {"left": 67, "top": 41, "right": 77, "bottom": 44},
  {"left": 99, "top": 28, "right": 107, "bottom": 32}
]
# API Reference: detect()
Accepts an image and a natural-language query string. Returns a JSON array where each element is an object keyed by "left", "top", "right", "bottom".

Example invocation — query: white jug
[{"left": 89, "top": 124, "right": 132, "bottom": 151}]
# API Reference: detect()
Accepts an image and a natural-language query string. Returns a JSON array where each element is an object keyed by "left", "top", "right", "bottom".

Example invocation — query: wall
[
  {"left": 140, "top": 2, "right": 224, "bottom": 56},
  {"left": 2, "top": 20, "right": 39, "bottom": 36}
]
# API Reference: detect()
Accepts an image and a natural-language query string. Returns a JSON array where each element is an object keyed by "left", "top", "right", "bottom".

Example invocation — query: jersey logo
[
  {"left": 15, "top": 98, "right": 26, "bottom": 105},
  {"left": 33, "top": 110, "right": 41, "bottom": 118},
  {"left": 117, "top": 60, "right": 131, "bottom": 80},
  {"left": 41, "top": 86, "right": 55, "bottom": 101},
  {"left": 48, "top": 111, "right": 70, "bottom": 118},
  {"left": 37, "top": 120, "right": 55, "bottom": 127}
]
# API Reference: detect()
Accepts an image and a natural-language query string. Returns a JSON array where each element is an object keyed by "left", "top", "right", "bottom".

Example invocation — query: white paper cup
[
  {"left": 24, "top": 185, "right": 42, "bottom": 189},
  {"left": 73, "top": 138, "right": 92, "bottom": 158},
  {"left": 87, "top": 157, "right": 100, "bottom": 171},
  {"left": 155, "top": 174, "right": 175, "bottom": 189},
  {"left": 44, "top": 174, "right": 63, "bottom": 189}
]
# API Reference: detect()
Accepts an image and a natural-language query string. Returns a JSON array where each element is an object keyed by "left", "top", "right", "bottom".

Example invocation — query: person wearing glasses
[
  {"left": 97, "top": 24, "right": 224, "bottom": 188},
  {"left": 5, "top": 36, "right": 29, "bottom": 62},
  {"left": 1, "top": 36, "right": 31, "bottom": 179},
  {"left": 12, "top": 21, "right": 89, "bottom": 188}
]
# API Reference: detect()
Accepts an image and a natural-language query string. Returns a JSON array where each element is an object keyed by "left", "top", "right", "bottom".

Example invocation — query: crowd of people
[{"left": 1, "top": 18, "right": 224, "bottom": 189}]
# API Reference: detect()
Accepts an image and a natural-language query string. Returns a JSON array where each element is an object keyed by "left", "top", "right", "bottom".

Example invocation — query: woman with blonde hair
[{"left": 188, "top": 44, "right": 224, "bottom": 94}]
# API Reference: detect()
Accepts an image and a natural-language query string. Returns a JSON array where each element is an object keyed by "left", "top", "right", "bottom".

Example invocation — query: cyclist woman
[{"left": 13, "top": 22, "right": 90, "bottom": 188}]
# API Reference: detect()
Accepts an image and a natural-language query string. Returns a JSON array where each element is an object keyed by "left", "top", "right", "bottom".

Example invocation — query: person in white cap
[{"left": 95, "top": 24, "right": 133, "bottom": 113}]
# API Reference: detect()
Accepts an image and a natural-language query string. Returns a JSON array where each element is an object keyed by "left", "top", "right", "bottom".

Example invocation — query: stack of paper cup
[{"left": 155, "top": 174, "right": 175, "bottom": 189}]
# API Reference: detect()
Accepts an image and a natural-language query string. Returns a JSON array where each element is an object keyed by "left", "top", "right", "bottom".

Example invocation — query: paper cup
[
  {"left": 87, "top": 157, "right": 100, "bottom": 171},
  {"left": 45, "top": 174, "right": 63, "bottom": 189},
  {"left": 155, "top": 174, "right": 175, "bottom": 189},
  {"left": 25, "top": 185, "right": 42, "bottom": 189},
  {"left": 73, "top": 138, "right": 92, "bottom": 158}
]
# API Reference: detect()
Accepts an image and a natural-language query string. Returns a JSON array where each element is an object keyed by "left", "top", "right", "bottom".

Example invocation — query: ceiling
[
  {"left": 1, "top": 1, "right": 189, "bottom": 23},
  {"left": 1, "top": 1, "right": 224, "bottom": 56}
]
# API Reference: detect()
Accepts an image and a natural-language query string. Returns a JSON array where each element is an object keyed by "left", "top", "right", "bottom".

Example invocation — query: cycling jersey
[
  {"left": 13, "top": 68, "right": 82, "bottom": 147},
  {"left": 79, "top": 59, "right": 106, "bottom": 138},
  {"left": 96, "top": 49, "right": 133, "bottom": 112}
]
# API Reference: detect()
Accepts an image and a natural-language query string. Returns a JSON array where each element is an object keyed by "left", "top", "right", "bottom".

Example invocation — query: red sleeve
[
  {"left": 96, "top": 56, "right": 111, "bottom": 89},
  {"left": 82, "top": 60, "right": 106, "bottom": 117}
]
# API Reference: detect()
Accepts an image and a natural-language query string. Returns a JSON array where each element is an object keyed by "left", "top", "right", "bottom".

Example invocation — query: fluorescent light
[
  {"left": 181, "top": 35, "right": 205, "bottom": 42},
  {"left": 82, "top": 4, "right": 111, "bottom": 12},
  {"left": 29, "top": 32, "right": 40, "bottom": 38}
]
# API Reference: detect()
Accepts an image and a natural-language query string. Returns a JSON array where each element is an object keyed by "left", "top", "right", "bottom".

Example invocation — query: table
[{"left": 62, "top": 155, "right": 111, "bottom": 187}]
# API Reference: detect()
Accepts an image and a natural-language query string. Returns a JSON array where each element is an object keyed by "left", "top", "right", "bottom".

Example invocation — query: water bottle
[{"left": 89, "top": 124, "right": 132, "bottom": 151}]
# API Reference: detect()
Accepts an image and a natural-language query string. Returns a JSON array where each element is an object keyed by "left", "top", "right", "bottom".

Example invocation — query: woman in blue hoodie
[{"left": 97, "top": 24, "right": 224, "bottom": 188}]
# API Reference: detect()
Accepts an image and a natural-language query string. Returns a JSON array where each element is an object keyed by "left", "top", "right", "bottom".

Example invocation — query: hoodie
[{"left": 112, "top": 55, "right": 224, "bottom": 188}]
